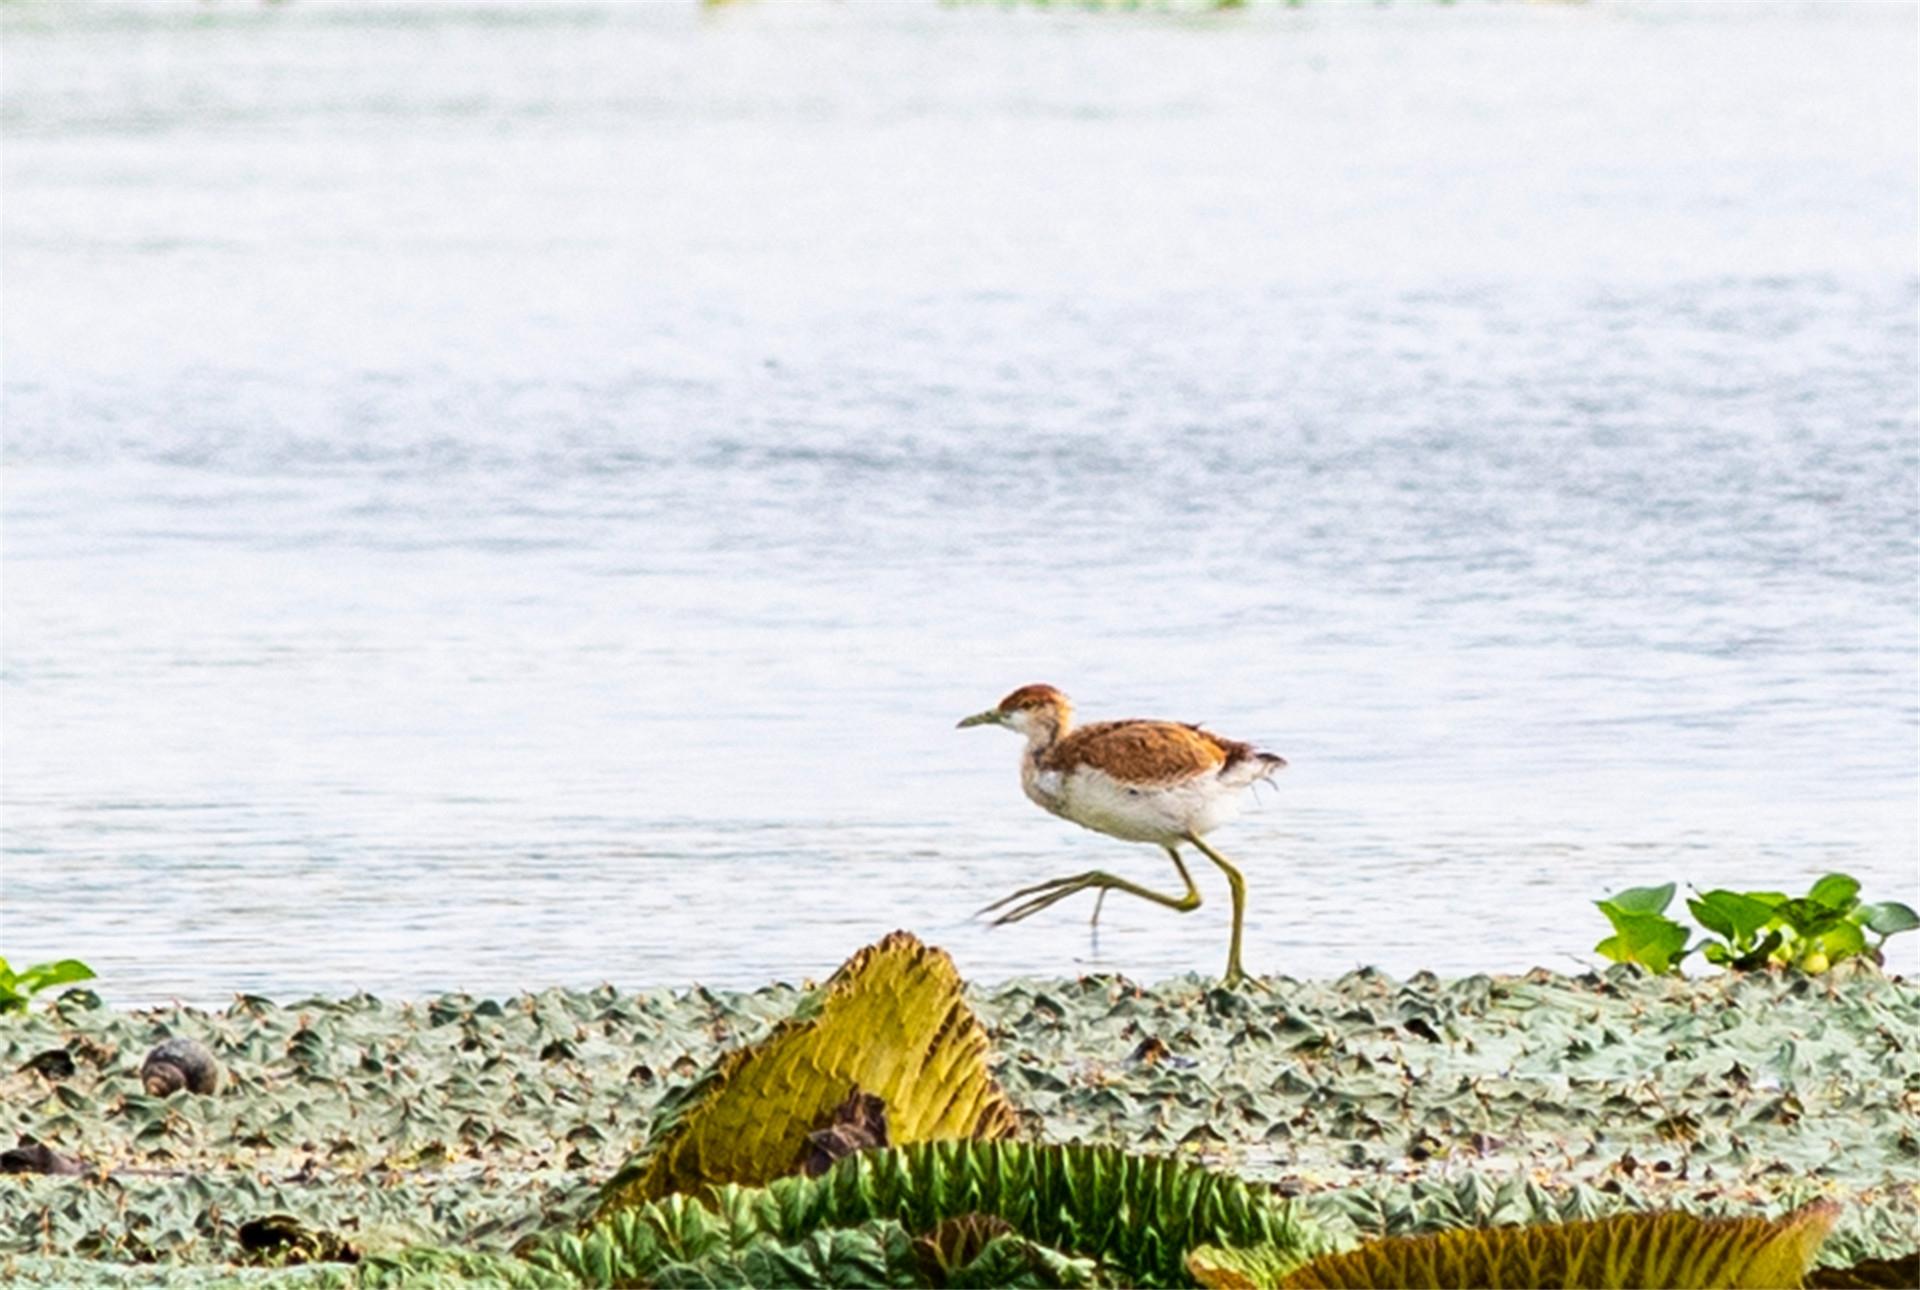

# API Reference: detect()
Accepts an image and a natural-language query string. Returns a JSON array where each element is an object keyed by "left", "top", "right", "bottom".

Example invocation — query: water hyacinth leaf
[
  {"left": 0, "top": 957, "right": 97, "bottom": 1015},
  {"left": 1276, "top": 1200, "right": 1838, "bottom": 1289},
  {"left": 1687, "top": 891, "right": 1775, "bottom": 945},
  {"left": 1772, "top": 899, "right": 1847, "bottom": 938},
  {"left": 1594, "top": 911, "right": 1689, "bottom": 974},
  {"left": 13, "top": 961, "right": 96, "bottom": 996},
  {"left": 1807, "top": 874, "right": 1861, "bottom": 913},
  {"left": 1599, "top": 883, "right": 1676, "bottom": 917},
  {"left": 1813, "top": 920, "right": 1869, "bottom": 963},
  {"left": 1729, "top": 929, "right": 1784, "bottom": 972},
  {"left": 1858, "top": 902, "right": 1920, "bottom": 937},
  {"left": 599, "top": 932, "right": 1017, "bottom": 1208}
]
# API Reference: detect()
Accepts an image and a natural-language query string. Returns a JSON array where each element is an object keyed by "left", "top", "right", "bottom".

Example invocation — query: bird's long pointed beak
[{"left": 956, "top": 710, "right": 1000, "bottom": 729}]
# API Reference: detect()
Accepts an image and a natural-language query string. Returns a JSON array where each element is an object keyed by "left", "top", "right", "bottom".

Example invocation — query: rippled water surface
[{"left": 3, "top": 1, "right": 1916, "bottom": 1002}]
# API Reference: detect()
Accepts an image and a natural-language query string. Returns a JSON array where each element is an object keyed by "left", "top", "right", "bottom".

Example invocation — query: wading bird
[{"left": 957, "top": 684, "right": 1285, "bottom": 985}]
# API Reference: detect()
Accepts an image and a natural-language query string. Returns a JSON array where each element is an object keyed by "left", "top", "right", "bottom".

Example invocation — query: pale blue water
[{"left": 2, "top": 0, "right": 1916, "bottom": 1003}]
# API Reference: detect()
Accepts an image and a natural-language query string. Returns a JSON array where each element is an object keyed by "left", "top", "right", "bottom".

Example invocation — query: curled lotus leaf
[
  {"left": 599, "top": 932, "right": 1018, "bottom": 1209},
  {"left": 1271, "top": 1200, "right": 1839, "bottom": 1290}
]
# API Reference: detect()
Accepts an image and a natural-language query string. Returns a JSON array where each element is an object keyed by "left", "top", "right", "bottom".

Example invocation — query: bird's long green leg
[
  {"left": 1090, "top": 846, "right": 1189, "bottom": 927},
  {"left": 981, "top": 847, "right": 1200, "bottom": 927},
  {"left": 1185, "top": 833, "right": 1252, "bottom": 987}
]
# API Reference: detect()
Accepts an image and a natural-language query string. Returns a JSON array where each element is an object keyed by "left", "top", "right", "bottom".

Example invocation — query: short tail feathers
[{"left": 1219, "top": 744, "right": 1287, "bottom": 787}]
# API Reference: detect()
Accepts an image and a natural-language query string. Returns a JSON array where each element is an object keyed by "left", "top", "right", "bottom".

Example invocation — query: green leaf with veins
[
  {"left": 1600, "top": 884, "right": 1676, "bottom": 917},
  {"left": 1594, "top": 912, "right": 1690, "bottom": 974},
  {"left": 1688, "top": 891, "right": 1775, "bottom": 946},
  {"left": 1812, "top": 921, "right": 1868, "bottom": 963},
  {"left": 1807, "top": 874, "right": 1862, "bottom": 913},
  {"left": 1858, "top": 901, "right": 1920, "bottom": 937},
  {"left": 1770, "top": 899, "right": 1845, "bottom": 939}
]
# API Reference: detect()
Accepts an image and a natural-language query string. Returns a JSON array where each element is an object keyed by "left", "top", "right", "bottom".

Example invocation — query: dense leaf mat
[{"left": 3, "top": 967, "right": 1915, "bottom": 1283}]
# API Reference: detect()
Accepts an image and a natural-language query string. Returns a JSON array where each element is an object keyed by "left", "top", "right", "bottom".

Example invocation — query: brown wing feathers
[{"left": 1041, "top": 720, "right": 1252, "bottom": 785}]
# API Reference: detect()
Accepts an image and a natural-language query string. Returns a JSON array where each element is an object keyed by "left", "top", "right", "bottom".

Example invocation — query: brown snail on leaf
[{"left": 141, "top": 1037, "right": 222, "bottom": 1096}]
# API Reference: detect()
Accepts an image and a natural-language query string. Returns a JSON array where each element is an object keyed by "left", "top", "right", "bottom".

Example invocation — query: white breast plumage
[{"left": 1020, "top": 759, "right": 1067, "bottom": 816}]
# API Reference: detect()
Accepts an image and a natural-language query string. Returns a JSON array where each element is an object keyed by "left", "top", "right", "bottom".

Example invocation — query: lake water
[{"left": 3, "top": 0, "right": 1915, "bottom": 1004}]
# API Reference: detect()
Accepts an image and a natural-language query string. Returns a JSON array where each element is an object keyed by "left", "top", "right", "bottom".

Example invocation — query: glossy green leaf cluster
[
  {"left": 0, "top": 956, "right": 95, "bottom": 1016},
  {"left": 1594, "top": 873, "right": 1917, "bottom": 975}
]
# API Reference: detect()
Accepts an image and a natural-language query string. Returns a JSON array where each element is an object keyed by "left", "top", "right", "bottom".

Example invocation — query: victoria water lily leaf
[
  {"left": 916, "top": 1213, "right": 1018, "bottom": 1275},
  {"left": 801, "top": 1087, "right": 891, "bottom": 1177},
  {"left": 1805, "top": 1252, "right": 1920, "bottom": 1288},
  {"left": 625, "top": 1213, "right": 1092, "bottom": 1290},
  {"left": 1190, "top": 1241, "right": 1323, "bottom": 1289},
  {"left": 1276, "top": 1200, "right": 1839, "bottom": 1289},
  {"left": 599, "top": 932, "right": 1017, "bottom": 1209},
  {"left": 354, "top": 1244, "right": 573, "bottom": 1288},
  {"left": 6, "top": 967, "right": 1917, "bottom": 1280},
  {"left": 794, "top": 1139, "right": 1328, "bottom": 1286},
  {"left": 938, "top": 1232, "right": 1099, "bottom": 1288},
  {"left": 549, "top": 1141, "right": 1328, "bottom": 1289},
  {"left": 907, "top": 1211, "right": 1098, "bottom": 1287},
  {"left": 618, "top": 1219, "right": 922, "bottom": 1289}
]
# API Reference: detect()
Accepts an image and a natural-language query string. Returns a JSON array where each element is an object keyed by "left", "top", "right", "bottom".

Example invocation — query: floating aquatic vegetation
[
  {"left": 540, "top": 1141, "right": 1327, "bottom": 1288},
  {"left": 1594, "top": 873, "right": 1919, "bottom": 976},
  {"left": 598, "top": 931, "right": 1017, "bottom": 1209},
  {"left": 0, "top": 1137, "right": 86, "bottom": 1176},
  {"left": 0, "top": 957, "right": 95, "bottom": 1016},
  {"left": 1806, "top": 1252, "right": 1920, "bottom": 1289},
  {"left": 1189, "top": 1200, "right": 1838, "bottom": 1288},
  {"left": 1, "top": 959, "right": 1915, "bottom": 1283}
]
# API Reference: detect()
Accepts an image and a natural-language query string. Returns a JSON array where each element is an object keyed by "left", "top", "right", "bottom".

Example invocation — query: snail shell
[{"left": 141, "top": 1037, "right": 222, "bottom": 1096}]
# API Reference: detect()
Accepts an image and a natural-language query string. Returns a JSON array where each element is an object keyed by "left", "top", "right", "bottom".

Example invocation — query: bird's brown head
[{"left": 956, "top": 683, "right": 1072, "bottom": 736}]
